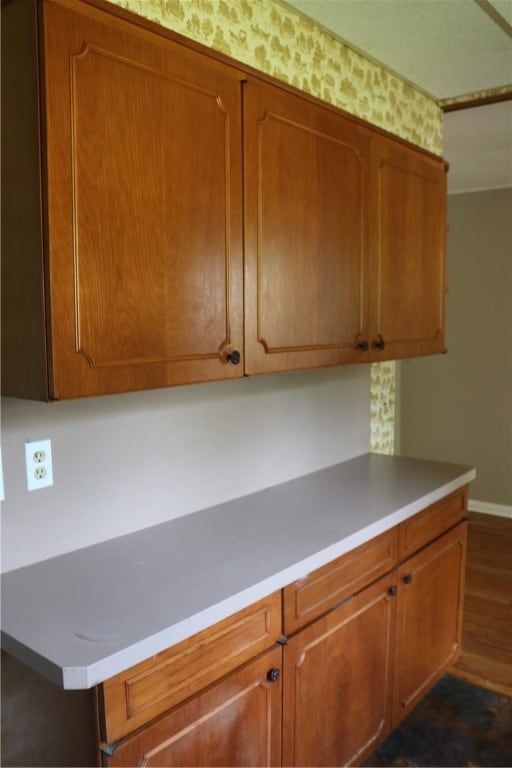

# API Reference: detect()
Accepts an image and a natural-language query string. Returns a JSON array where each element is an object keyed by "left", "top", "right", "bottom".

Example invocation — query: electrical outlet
[{"left": 25, "top": 439, "right": 54, "bottom": 491}]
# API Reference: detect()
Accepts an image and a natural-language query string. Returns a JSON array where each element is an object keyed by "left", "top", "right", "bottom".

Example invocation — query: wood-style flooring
[{"left": 451, "top": 511, "right": 512, "bottom": 696}]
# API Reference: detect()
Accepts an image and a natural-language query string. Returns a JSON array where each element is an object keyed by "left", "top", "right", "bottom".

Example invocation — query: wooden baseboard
[
  {"left": 451, "top": 654, "right": 512, "bottom": 698},
  {"left": 468, "top": 499, "right": 512, "bottom": 519}
]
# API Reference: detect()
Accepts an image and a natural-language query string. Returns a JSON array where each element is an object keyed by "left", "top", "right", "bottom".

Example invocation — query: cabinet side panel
[
  {"left": 1, "top": 0, "right": 48, "bottom": 399},
  {"left": 1, "top": 651, "right": 98, "bottom": 767}
]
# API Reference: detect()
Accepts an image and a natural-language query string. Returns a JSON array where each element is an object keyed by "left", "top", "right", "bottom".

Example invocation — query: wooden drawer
[
  {"left": 100, "top": 591, "right": 282, "bottom": 743},
  {"left": 398, "top": 486, "right": 468, "bottom": 561},
  {"left": 283, "top": 528, "right": 398, "bottom": 635}
]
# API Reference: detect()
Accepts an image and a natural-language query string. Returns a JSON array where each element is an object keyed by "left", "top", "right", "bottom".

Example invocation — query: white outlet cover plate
[{"left": 25, "top": 439, "right": 54, "bottom": 492}]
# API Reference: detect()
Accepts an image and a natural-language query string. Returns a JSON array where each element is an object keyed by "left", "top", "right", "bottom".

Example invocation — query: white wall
[{"left": 1, "top": 365, "right": 371, "bottom": 572}]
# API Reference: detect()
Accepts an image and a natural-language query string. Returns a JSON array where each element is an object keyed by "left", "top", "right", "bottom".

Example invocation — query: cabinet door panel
[
  {"left": 244, "top": 78, "right": 370, "bottom": 374},
  {"left": 283, "top": 575, "right": 396, "bottom": 767},
  {"left": 370, "top": 135, "right": 446, "bottom": 360},
  {"left": 393, "top": 521, "right": 467, "bottom": 726},
  {"left": 104, "top": 647, "right": 282, "bottom": 767},
  {"left": 42, "top": 1, "right": 244, "bottom": 397}
]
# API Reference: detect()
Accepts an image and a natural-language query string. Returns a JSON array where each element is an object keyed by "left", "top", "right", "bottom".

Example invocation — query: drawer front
[
  {"left": 283, "top": 528, "right": 398, "bottom": 635},
  {"left": 398, "top": 486, "right": 468, "bottom": 561},
  {"left": 100, "top": 591, "right": 282, "bottom": 742}
]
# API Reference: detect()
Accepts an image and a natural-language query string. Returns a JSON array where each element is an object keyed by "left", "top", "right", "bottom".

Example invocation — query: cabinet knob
[
  {"left": 227, "top": 350, "right": 241, "bottom": 365},
  {"left": 403, "top": 573, "right": 413, "bottom": 585},
  {"left": 374, "top": 336, "right": 386, "bottom": 350},
  {"left": 388, "top": 585, "right": 398, "bottom": 596},
  {"left": 267, "top": 668, "right": 280, "bottom": 682},
  {"left": 357, "top": 340, "right": 369, "bottom": 351}
]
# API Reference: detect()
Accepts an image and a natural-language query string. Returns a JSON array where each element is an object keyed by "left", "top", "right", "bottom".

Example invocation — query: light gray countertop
[{"left": 1, "top": 452, "right": 475, "bottom": 690}]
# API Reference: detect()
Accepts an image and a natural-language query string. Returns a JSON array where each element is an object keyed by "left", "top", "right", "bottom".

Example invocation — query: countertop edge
[{"left": 51, "top": 465, "right": 477, "bottom": 689}]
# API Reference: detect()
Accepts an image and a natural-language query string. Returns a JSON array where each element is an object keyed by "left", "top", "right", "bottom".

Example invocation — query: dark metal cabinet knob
[
  {"left": 388, "top": 585, "right": 398, "bottom": 597},
  {"left": 227, "top": 350, "right": 241, "bottom": 365},
  {"left": 403, "top": 573, "right": 413, "bottom": 585},
  {"left": 357, "top": 340, "right": 369, "bottom": 351},
  {"left": 375, "top": 336, "right": 386, "bottom": 350},
  {"left": 267, "top": 668, "right": 280, "bottom": 682}
]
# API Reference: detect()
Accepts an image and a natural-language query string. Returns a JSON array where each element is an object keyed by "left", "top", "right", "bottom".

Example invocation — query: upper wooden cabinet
[
  {"left": 243, "top": 78, "right": 447, "bottom": 374},
  {"left": 1, "top": 0, "right": 447, "bottom": 400},
  {"left": 243, "top": 78, "right": 370, "bottom": 374},
  {"left": 2, "top": 0, "right": 244, "bottom": 399},
  {"left": 368, "top": 135, "right": 447, "bottom": 361}
]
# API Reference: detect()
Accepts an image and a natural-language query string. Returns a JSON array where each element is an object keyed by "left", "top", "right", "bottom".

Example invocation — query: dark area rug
[{"left": 365, "top": 675, "right": 512, "bottom": 767}]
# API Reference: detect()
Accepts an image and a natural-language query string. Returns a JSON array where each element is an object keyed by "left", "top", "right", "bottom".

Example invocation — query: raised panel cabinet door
[
  {"left": 369, "top": 135, "right": 447, "bottom": 360},
  {"left": 102, "top": 647, "right": 282, "bottom": 768},
  {"left": 283, "top": 574, "right": 396, "bottom": 767},
  {"left": 41, "top": 0, "right": 244, "bottom": 398},
  {"left": 392, "top": 521, "right": 467, "bottom": 727},
  {"left": 244, "top": 78, "right": 371, "bottom": 374}
]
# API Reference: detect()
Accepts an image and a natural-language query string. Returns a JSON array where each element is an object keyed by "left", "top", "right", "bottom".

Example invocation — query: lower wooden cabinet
[
  {"left": 393, "top": 521, "right": 467, "bottom": 727},
  {"left": 280, "top": 490, "right": 467, "bottom": 767},
  {"left": 282, "top": 573, "right": 396, "bottom": 767},
  {"left": 100, "top": 592, "right": 282, "bottom": 744},
  {"left": 103, "top": 647, "right": 282, "bottom": 768},
  {"left": 1, "top": 489, "right": 468, "bottom": 768}
]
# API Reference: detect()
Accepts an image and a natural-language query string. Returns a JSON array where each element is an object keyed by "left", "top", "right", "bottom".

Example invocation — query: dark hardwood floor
[{"left": 451, "top": 511, "right": 512, "bottom": 697}]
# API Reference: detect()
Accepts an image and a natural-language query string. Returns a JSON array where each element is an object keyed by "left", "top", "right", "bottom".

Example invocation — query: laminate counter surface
[{"left": 1, "top": 453, "right": 475, "bottom": 689}]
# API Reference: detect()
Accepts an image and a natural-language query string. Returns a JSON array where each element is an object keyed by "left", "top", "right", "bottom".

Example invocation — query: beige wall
[{"left": 400, "top": 188, "right": 512, "bottom": 511}]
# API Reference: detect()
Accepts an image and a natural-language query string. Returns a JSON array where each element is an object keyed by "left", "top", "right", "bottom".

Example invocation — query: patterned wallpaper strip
[
  {"left": 116, "top": 0, "right": 442, "bottom": 154},
  {"left": 112, "top": 0, "right": 443, "bottom": 455}
]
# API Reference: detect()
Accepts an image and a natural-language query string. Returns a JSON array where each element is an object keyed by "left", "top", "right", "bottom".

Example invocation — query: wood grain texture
[
  {"left": 3, "top": 0, "right": 448, "bottom": 401},
  {"left": 393, "top": 522, "right": 467, "bottom": 726},
  {"left": 283, "top": 573, "right": 396, "bottom": 768},
  {"left": 243, "top": 76, "right": 371, "bottom": 374},
  {"left": 369, "top": 133, "right": 447, "bottom": 361},
  {"left": 452, "top": 512, "right": 512, "bottom": 696},
  {"left": 3, "top": 0, "right": 245, "bottom": 400},
  {"left": 398, "top": 486, "right": 467, "bottom": 560},
  {"left": 43, "top": 0, "right": 244, "bottom": 397},
  {"left": 103, "top": 646, "right": 282, "bottom": 767}
]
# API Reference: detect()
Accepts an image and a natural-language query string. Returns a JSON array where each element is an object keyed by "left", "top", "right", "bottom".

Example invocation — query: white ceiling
[{"left": 285, "top": 0, "right": 512, "bottom": 193}]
